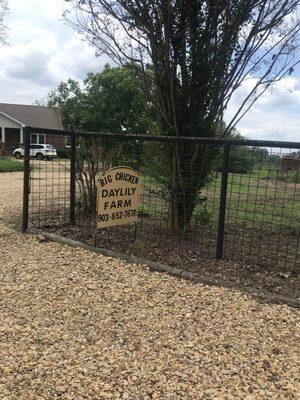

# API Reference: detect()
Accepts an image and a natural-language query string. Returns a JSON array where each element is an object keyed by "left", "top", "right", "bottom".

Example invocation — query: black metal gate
[{"left": 22, "top": 126, "right": 300, "bottom": 274}]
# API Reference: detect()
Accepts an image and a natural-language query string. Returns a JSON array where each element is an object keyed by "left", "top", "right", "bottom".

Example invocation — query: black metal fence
[{"left": 22, "top": 126, "right": 300, "bottom": 276}]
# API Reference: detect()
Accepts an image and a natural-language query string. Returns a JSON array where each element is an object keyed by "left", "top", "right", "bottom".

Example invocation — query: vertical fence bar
[
  {"left": 22, "top": 126, "right": 31, "bottom": 233},
  {"left": 70, "top": 132, "right": 76, "bottom": 225},
  {"left": 216, "top": 143, "right": 231, "bottom": 259}
]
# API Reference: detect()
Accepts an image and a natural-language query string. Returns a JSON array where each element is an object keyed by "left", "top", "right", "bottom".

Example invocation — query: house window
[{"left": 31, "top": 133, "right": 46, "bottom": 144}]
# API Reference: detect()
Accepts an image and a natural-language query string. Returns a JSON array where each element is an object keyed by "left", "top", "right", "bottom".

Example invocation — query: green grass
[
  {"left": 138, "top": 204, "right": 152, "bottom": 217},
  {"left": 140, "top": 166, "right": 300, "bottom": 230},
  {"left": 0, "top": 157, "right": 24, "bottom": 172},
  {"left": 206, "top": 167, "right": 300, "bottom": 228}
]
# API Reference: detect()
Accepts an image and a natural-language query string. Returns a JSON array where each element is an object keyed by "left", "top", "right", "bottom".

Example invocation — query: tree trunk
[
  {"left": 169, "top": 142, "right": 217, "bottom": 232},
  {"left": 171, "top": 188, "right": 198, "bottom": 231}
]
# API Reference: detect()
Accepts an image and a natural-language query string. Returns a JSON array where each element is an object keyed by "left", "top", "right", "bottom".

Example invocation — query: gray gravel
[{"left": 0, "top": 172, "right": 299, "bottom": 399}]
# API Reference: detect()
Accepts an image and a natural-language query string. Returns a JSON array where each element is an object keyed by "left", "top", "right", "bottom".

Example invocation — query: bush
[
  {"left": 218, "top": 145, "right": 273, "bottom": 175},
  {"left": 193, "top": 205, "right": 211, "bottom": 225},
  {"left": 0, "top": 157, "right": 24, "bottom": 172},
  {"left": 262, "top": 169, "right": 300, "bottom": 183},
  {"left": 57, "top": 149, "right": 69, "bottom": 159},
  {"left": 287, "top": 171, "right": 300, "bottom": 184},
  {"left": 228, "top": 147, "right": 256, "bottom": 174},
  {"left": 138, "top": 204, "right": 152, "bottom": 217}
]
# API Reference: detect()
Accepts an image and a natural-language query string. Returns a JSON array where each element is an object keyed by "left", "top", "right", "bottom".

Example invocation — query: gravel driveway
[{"left": 0, "top": 172, "right": 299, "bottom": 399}]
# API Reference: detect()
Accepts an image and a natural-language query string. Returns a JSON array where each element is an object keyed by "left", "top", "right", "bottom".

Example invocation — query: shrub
[
  {"left": 228, "top": 147, "right": 256, "bottom": 174},
  {"left": 57, "top": 149, "right": 69, "bottom": 159},
  {"left": 193, "top": 205, "right": 211, "bottom": 225},
  {"left": 287, "top": 171, "right": 300, "bottom": 184},
  {"left": 138, "top": 204, "right": 152, "bottom": 217},
  {"left": 0, "top": 157, "right": 24, "bottom": 172},
  {"left": 262, "top": 170, "right": 300, "bottom": 183}
]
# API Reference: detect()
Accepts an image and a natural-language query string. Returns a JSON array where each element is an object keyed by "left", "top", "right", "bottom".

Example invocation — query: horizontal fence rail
[
  {"left": 23, "top": 126, "right": 300, "bottom": 281},
  {"left": 27, "top": 126, "right": 300, "bottom": 148}
]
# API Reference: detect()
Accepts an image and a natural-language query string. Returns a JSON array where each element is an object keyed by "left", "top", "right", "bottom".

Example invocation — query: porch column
[
  {"left": 20, "top": 126, "right": 24, "bottom": 144},
  {"left": 1, "top": 126, "right": 5, "bottom": 143},
  {"left": 0, "top": 127, "right": 5, "bottom": 154}
]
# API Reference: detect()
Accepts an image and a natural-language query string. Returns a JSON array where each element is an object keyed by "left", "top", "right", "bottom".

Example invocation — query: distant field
[
  {"left": 205, "top": 167, "right": 299, "bottom": 228},
  {"left": 140, "top": 166, "right": 300, "bottom": 230}
]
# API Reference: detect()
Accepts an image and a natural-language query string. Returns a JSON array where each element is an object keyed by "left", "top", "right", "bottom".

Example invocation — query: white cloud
[
  {"left": 48, "top": 33, "right": 110, "bottom": 83},
  {"left": 4, "top": 46, "right": 55, "bottom": 85},
  {"left": 225, "top": 77, "right": 300, "bottom": 142},
  {"left": 0, "top": 0, "right": 107, "bottom": 104}
]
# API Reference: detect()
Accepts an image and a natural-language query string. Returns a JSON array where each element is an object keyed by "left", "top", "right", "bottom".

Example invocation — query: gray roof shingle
[{"left": 0, "top": 103, "right": 62, "bottom": 130}]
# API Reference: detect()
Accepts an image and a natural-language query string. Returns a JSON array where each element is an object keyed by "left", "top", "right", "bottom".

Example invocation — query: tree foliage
[
  {"left": 48, "top": 63, "right": 153, "bottom": 134},
  {"left": 63, "top": 0, "right": 300, "bottom": 229},
  {"left": 48, "top": 64, "right": 154, "bottom": 212},
  {"left": 64, "top": 0, "right": 300, "bottom": 135},
  {"left": 225, "top": 129, "right": 266, "bottom": 174}
]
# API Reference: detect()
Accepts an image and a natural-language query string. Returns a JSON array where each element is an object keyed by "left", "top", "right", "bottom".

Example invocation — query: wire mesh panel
[
  {"left": 28, "top": 132, "right": 72, "bottom": 229},
  {"left": 224, "top": 146, "right": 300, "bottom": 273},
  {"left": 90, "top": 137, "right": 224, "bottom": 263},
  {"left": 25, "top": 127, "right": 299, "bottom": 279}
]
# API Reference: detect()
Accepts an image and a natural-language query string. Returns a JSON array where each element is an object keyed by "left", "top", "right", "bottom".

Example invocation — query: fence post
[
  {"left": 216, "top": 143, "right": 231, "bottom": 259},
  {"left": 70, "top": 133, "right": 76, "bottom": 225},
  {"left": 22, "top": 126, "right": 31, "bottom": 233}
]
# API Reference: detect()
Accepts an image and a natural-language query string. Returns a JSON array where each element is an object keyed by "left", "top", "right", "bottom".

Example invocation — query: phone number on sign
[{"left": 97, "top": 209, "right": 137, "bottom": 222}]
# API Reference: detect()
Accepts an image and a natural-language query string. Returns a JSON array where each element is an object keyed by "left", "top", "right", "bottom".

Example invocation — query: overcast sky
[{"left": 0, "top": 0, "right": 299, "bottom": 142}]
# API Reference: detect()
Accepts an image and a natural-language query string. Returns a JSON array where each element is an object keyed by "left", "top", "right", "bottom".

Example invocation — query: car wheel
[
  {"left": 14, "top": 152, "right": 22, "bottom": 159},
  {"left": 36, "top": 153, "right": 44, "bottom": 160}
]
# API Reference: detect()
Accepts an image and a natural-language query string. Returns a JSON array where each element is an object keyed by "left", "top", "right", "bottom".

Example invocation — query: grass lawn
[
  {"left": 0, "top": 157, "right": 24, "bottom": 173},
  {"left": 206, "top": 167, "right": 300, "bottom": 228},
  {"left": 140, "top": 166, "right": 300, "bottom": 230}
]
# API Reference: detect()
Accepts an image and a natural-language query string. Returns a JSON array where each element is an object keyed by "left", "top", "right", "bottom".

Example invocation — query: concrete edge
[{"left": 27, "top": 228, "right": 300, "bottom": 309}]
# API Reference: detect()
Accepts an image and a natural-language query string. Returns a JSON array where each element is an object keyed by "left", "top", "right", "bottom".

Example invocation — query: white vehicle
[{"left": 13, "top": 144, "right": 57, "bottom": 160}]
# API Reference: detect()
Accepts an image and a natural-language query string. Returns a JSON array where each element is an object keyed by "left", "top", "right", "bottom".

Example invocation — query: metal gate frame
[{"left": 22, "top": 125, "right": 300, "bottom": 261}]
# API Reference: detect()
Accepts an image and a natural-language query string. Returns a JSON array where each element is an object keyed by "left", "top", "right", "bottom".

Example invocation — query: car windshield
[{"left": 46, "top": 145, "right": 54, "bottom": 149}]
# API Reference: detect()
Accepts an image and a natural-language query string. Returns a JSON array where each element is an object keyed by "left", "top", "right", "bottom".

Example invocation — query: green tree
[
  {"left": 64, "top": 0, "right": 300, "bottom": 230},
  {"left": 48, "top": 64, "right": 153, "bottom": 135},
  {"left": 226, "top": 129, "right": 267, "bottom": 174},
  {"left": 48, "top": 64, "right": 154, "bottom": 212}
]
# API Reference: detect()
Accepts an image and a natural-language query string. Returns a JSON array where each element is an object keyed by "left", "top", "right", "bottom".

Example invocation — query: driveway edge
[{"left": 27, "top": 228, "right": 300, "bottom": 309}]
